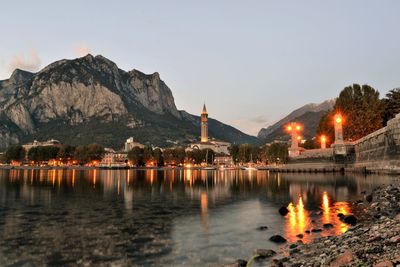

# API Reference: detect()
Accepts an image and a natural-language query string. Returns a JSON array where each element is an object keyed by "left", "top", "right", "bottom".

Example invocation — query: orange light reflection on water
[
  {"left": 322, "top": 191, "right": 330, "bottom": 224},
  {"left": 285, "top": 195, "right": 311, "bottom": 243},
  {"left": 201, "top": 192, "right": 209, "bottom": 233}
]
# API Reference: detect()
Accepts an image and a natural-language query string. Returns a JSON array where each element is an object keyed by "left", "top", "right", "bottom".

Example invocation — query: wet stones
[
  {"left": 366, "top": 194, "right": 373, "bottom": 202},
  {"left": 296, "top": 234, "right": 304, "bottom": 239},
  {"left": 254, "top": 249, "right": 276, "bottom": 259},
  {"left": 311, "top": 228, "right": 323, "bottom": 233},
  {"left": 278, "top": 206, "right": 289, "bottom": 216},
  {"left": 223, "top": 259, "right": 247, "bottom": 267},
  {"left": 269, "top": 235, "right": 287, "bottom": 243},
  {"left": 343, "top": 215, "right": 358, "bottom": 225}
]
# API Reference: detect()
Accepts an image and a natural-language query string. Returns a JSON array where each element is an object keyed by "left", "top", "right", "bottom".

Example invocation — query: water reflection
[{"left": 0, "top": 169, "right": 398, "bottom": 266}]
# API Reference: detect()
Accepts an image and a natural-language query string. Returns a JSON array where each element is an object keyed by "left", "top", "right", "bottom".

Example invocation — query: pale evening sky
[{"left": 1, "top": 1, "right": 399, "bottom": 136}]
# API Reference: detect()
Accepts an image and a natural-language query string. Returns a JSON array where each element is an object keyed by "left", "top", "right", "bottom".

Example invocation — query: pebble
[{"left": 245, "top": 185, "right": 400, "bottom": 267}]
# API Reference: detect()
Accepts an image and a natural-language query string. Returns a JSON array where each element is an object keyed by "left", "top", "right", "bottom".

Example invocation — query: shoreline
[{"left": 228, "top": 184, "right": 400, "bottom": 267}]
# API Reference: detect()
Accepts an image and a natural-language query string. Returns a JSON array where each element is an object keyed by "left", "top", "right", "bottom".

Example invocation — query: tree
[
  {"left": 153, "top": 148, "right": 164, "bottom": 166},
  {"left": 186, "top": 148, "right": 203, "bottom": 164},
  {"left": 228, "top": 144, "right": 239, "bottom": 164},
  {"left": 5, "top": 145, "right": 26, "bottom": 163},
  {"left": 128, "top": 147, "right": 144, "bottom": 166},
  {"left": 382, "top": 88, "right": 400, "bottom": 125},
  {"left": 234, "top": 144, "right": 262, "bottom": 163},
  {"left": 317, "top": 84, "right": 383, "bottom": 142},
  {"left": 143, "top": 146, "right": 154, "bottom": 163},
  {"left": 267, "top": 143, "right": 288, "bottom": 164},
  {"left": 201, "top": 149, "right": 215, "bottom": 164},
  {"left": 86, "top": 144, "right": 104, "bottom": 161},
  {"left": 28, "top": 146, "right": 60, "bottom": 163},
  {"left": 73, "top": 143, "right": 104, "bottom": 164},
  {"left": 300, "top": 139, "right": 316, "bottom": 149},
  {"left": 57, "top": 145, "right": 76, "bottom": 161}
]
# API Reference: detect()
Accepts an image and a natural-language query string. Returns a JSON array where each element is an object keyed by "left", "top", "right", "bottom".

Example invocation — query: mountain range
[
  {"left": 257, "top": 100, "right": 335, "bottom": 143},
  {"left": 0, "top": 54, "right": 258, "bottom": 150}
]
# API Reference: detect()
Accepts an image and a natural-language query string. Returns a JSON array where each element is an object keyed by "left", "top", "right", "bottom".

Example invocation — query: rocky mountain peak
[
  {"left": 0, "top": 54, "right": 259, "bottom": 150},
  {"left": 9, "top": 69, "right": 34, "bottom": 85}
]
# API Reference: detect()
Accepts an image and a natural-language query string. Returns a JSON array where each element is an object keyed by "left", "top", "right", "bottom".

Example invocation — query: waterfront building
[
  {"left": 214, "top": 156, "right": 233, "bottom": 166},
  {"left": 124, "top": 137, "right": 144, "bottom": 152},
  {"left": 100, "top": 148, "right": 128, "bottom": 167},
  {"left": 22, "top": 139, "right": 62, "bottom": 152},
  {"left": 187, "top": 104, "right": 231, "bottom": 155}
]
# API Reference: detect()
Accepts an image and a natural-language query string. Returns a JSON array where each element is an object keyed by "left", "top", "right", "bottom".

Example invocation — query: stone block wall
[
  {"left": 354, "top": 113, "right": 400, "bottom": 162},
  {"left": 351, "top": 113, "right": 400, "bottom": 173}
]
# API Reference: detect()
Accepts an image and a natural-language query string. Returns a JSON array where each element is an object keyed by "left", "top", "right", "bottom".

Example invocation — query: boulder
[
  {"left": 343, "top": 215, "right": 357, "bottom": 225},
  {"left": 254, "top": 249, "right": 276, "bottom": 258},
  {"left": 269, "top": 235, "right": 287, "bottom": 243},
  {"left": 278, "top": 206, "right": 289, "bottom": 216},
  {"left": 296, "top": 234, "right": 304, "bottom": 239}
]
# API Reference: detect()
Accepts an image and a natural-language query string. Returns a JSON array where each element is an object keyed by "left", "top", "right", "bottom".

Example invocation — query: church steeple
[
  {"left": 202, "top": 103, "right": 207, "bottom": 114},
  {"left": 201, "top": 103, "right": 208, "bottom": 143}
]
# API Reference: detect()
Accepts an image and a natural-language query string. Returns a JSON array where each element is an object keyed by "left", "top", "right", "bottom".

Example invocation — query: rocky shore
[{"left": 226, "top": 184, "right": 400, "bottom": 267}]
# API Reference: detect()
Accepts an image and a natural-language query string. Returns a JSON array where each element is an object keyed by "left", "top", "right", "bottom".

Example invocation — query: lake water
[{"left": 0, "top": 169, "right": 398, "bottom": 266}]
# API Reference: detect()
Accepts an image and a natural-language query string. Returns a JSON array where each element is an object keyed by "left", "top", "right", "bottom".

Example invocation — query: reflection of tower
[{"left": 201, "top": 104, "right": 208, "bottom": 143}]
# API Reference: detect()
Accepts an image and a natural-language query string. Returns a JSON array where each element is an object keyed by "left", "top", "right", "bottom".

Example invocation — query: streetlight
[
  {"left": 285, "top": 122, "right": 303, "bottom": 157},
  {"left": 334, "top": 113, "right": 344, "bottom": 144},
  {"left": 320, "top": 135, "right": 327, "bottom": 149}
]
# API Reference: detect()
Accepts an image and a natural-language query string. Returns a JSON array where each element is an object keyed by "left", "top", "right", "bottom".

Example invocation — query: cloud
[
  {"left": 231, "top": 116, "right": 271, "bottom": 136},
  {"left": 8, "top": 48, "right": 41, "bottom": 73},
  {"left": 74, "top": 44, "right": 91, "bottom": 57},
  {"left": 249, "top": 115, "right": 269, "bottom": 124}
]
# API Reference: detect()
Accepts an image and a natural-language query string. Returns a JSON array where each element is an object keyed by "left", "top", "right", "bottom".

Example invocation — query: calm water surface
[{"left": 0, "top": 169, "right": 398, "bottom": 266}]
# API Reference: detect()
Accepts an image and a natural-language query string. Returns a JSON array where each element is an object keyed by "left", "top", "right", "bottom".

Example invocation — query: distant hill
[
  {"left": 0, "top": 54, "right": 258, "bottom": 150},
  {"left": 257, "top": 100, "right": 335, "bottom": 143}
]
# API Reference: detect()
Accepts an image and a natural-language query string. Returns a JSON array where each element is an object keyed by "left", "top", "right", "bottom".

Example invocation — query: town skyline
[{"left": 1, "top": 1, "right": 400, "bottom": 135}]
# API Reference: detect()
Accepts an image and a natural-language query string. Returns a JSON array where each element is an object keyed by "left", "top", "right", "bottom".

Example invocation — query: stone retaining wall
[{"left": 352, "top": 113, "right": 400, "bottom": 173}]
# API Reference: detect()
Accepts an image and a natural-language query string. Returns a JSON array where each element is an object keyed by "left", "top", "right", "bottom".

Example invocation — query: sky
[{"left": 1, "top": 1, "right": 399, "bottom": 136}]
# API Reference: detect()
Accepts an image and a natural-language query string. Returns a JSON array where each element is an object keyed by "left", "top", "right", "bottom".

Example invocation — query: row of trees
[
  {"left": 229, "top": 143, "right": 289, "bottom": 164},
  {"left": 126, "top": 143, "right": 289, "bottom": 166},
  {"left": 1, "top": 144, "right": 105, "bottom": 164},
  {"left": 317, "top": 85, "right": 400, "bottom": 146}
]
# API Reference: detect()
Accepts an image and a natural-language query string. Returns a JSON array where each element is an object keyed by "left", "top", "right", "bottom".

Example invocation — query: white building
[
  {"left": 22, "top": 139, "right": 62, "bottom": 152},
  {"left": 124, "top": 137, "right": 144, "bottom": 152}
]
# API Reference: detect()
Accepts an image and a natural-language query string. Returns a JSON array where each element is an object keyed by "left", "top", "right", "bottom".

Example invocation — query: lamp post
[
  {"left": 333, "top": 113, "right": 346, "bottom": 155},
  {"left": 334, "top": 114, "right": 343, "bottom": 144},
  {"left": 286, "top": 122, "right": 302, "bottom": 157},
  {"left": 321, "top": 135, "right": 327, "bottom": 149}
]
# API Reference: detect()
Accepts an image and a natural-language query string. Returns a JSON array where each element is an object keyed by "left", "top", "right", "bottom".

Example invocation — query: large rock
[
  {"left": 254, "top": 249, "right": 276, "bottom": 258},
  {"left": 343, "top": 215, "right": 357, "bottom": 225},
  {"left": 269, "top": 235, "right": 287, "bottom": 243},
  {"left": 279, "top": 206, "right": 289, "bottom": 216}
]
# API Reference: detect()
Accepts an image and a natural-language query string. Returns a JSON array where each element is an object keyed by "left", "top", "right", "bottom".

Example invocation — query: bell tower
[{"left": 201, "top": 104, "right": 208, "bottom": 143}]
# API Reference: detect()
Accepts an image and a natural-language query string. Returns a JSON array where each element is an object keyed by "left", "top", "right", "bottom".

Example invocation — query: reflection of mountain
[{"left": 0, "top": 169, "right": 396, "bottom": 266}]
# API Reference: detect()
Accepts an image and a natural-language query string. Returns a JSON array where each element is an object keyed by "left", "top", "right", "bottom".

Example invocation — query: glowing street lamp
[
  {"left": 334, "top": 113, "right": 344, "bottom": 144},
  {"left": 286, "top": 122, "right": 302, "bottom": 157},
  {"left": 320, "top": 135, "right": 327, "bottom": 149}
]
